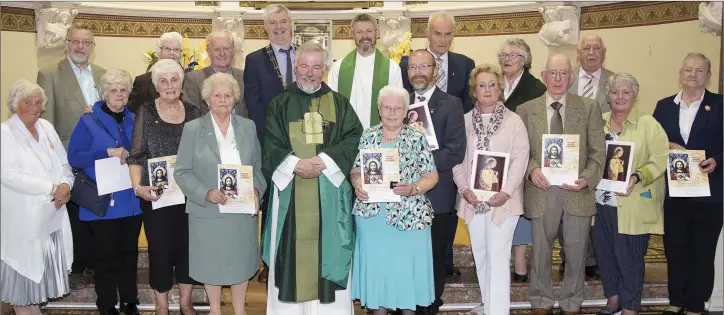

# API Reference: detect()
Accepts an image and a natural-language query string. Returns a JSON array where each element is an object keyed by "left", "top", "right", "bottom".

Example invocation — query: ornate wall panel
[{"left": 1, "top": 1, "right": 701, "bottom": 38}]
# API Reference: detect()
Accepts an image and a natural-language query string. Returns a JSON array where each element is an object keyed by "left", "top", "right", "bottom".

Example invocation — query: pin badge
[
  {"left": 705, "top": 105, "right": 711, "bottom": 111},
  {"left": 49, "top": 142, "right": 54, "bottom": 149}
]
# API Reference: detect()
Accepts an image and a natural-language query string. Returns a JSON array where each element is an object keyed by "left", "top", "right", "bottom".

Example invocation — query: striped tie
[
  {"left": 582, "top": 74, "right": 594, "bottom": 99},
  {"left": 435, "top": 57, "right": 447, "bottom": 92}
]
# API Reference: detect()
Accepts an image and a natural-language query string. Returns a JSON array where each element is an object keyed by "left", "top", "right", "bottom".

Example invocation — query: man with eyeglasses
[
  {"left": 127, "top": 31, "right": 184, "bottom": 113},
  {"left": 37, "top": 21, "right": 106, "bottom": 291},
  {"left": 261, "top": 41, "right": 363, "bottom": 315},
  {"left": 516, "top": 54, "right": 605, "bottom": 315},
  {"left": 557, "top": 34, "right": 613, "bottom": 281},
  {"left": 328, "top": 13, "right": 403, "bottom": 129},
  {"left": 406, "top": 49, "right": 466, "bottom": 315},
  {"left": 183, "top": 30, "right": 248, "bottom": 117}
]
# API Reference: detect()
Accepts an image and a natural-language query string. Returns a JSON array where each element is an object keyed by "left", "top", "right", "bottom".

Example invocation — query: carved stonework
[
  {"left": 698, "top": 1, "right": 722, "bottom": 36},
  {"left": 378, "top": 16, "right": 411, "bottom": 55},
  {"left": 213, "top": 16, "right": 245, "bottom": 52},
  {"left": 35, "top": 8, "right": 78, "bottom": 49},
  {"left": 538, "top": 6, "right": 580, "bottom": 47}
]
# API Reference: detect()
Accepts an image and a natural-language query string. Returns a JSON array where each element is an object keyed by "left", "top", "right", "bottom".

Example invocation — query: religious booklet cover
[
  {"left": 360, "top": 148, "right": 401, "bottom": 203},
  {"left": 667, "top": 149, "right": 710, "bottom": 197},
  {"left": 469, "top": 150, "right": 510, "bottom": 201},
  {"left": 217, "top": 164, "right": 256, "bottom": 214},
  {"left": 541, "top": 134, "right": 580, "bottom": 186},
  {"left": 597, "top": 141, "right": 635, "bottom": 193},
  {"left": 406, "top": 102, "right": 439, "bottom": 150},
  {"left": 147, "top": 155, "right": 185, "bottom": 210}
]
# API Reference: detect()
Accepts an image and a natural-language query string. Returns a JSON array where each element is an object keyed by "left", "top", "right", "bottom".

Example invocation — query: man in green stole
[
  {"left": 261, "top": 41, "right": 363, "bottom": 315},
  {"left": 327, "top": 13, "right": 403, "bottom": 129}
]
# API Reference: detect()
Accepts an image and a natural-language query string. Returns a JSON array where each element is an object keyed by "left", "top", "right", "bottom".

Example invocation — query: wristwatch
[
  {"left": 632, "top": 172, "right": 642, "bottom": 184},
  {"left": 134, "top": 185, "right": 142, "bottom": 196}
]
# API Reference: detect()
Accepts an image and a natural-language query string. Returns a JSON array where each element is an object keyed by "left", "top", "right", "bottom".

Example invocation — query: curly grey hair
[
  {"left": 500, "top": 37, "right": 533, "bottom": 70},
  {"left": 151, "top": 59, "right": 185, "bottom": 89},
  {"left": 201, "top": 72, "right": 241, "bottom": 104},
  {"left": 605, "top": 72, "right": 640, "bottom": 99},
  {"left": 6, "top": 79, "right": 47, "bottom": 114},
  {"left": 100, "top": 69, "right": 133, "bottom": 100},
  {"left": 156, "top": 31, "right": 184, "bottom": 57}
]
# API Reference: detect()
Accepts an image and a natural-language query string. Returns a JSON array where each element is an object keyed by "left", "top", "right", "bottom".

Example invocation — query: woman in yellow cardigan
[{"left": 592, "top": 73, "right": 669, "bottom": 315}]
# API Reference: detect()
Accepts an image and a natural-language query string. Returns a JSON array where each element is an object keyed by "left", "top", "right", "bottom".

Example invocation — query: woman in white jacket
[{"left": 0, "top": 80, "right": 74, "bottom": 315}]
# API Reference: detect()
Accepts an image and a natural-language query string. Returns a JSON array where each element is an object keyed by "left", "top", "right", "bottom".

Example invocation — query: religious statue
[
  {"left": 378, "top": 15, "right": 411, "bottom": 56},
  {"left": 699, "top": 1, "right": 722, "bottom": 36},
  {"left": 537, "top": 6, "right": 580, "bottom": 47},
  {"left": 213, "top": 16, "right": 245, "bottom": 53},
  {"left": 35, "top": 8, "right": 78, "bottom": 49}
]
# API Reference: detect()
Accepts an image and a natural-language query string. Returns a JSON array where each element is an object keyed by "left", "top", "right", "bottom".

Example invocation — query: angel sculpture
[
  {"left": 699, "top": 1, "right": 722, "bottom": 36},
  {"left": 36, "top": 8, "right": 78, "bottom": 49},
  {"left": 379, "top": 16, "right": 411, "bottom": 54},
  {"left": 537, "top": 6, "right": 580, "bottom": 47}
]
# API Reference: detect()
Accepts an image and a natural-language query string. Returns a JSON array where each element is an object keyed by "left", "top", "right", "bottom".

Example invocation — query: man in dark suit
[
  {"left": 243, "top": 3, "right": 294, "bottom": 283},
  {"left": 407, "top": 49, "right": 466, "bottom": 315},
  {"left": 128, "top": 31, "right": 184, "bottom": 113},
  {"left": 183, "top": 30, "right": 248, "bottom": 117}
]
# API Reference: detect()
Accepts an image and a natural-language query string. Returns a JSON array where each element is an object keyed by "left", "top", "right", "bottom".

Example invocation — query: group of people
[{"left": 0, "top": 4, "right": 721, "bottom": 315}]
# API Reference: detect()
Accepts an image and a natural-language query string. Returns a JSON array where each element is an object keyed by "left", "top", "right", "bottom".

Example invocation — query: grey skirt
[
  {"left": 188, "top": 213, "right": 259, "bottom": 285},
  {"left": 0, "top": 231, "right": 70, "bottom": 306}
]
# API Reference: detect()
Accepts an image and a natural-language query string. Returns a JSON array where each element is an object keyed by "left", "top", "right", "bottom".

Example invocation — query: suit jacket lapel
[
  {"left": 564, "top": 93, "right": 583, "bottom": 134},
  {"left": 595, "top": 69, "right": 609, "bottom": 104},
  {"left": 202, "top": 114, "right": 221, "bottom": 160},
  {"left": 446, "top": 53, "right": 456, "bottom": 89},
  {"left": 263, "top": 45, "right": 285, "bottom": 87},
  {"left": 569, "top": 67, "right": 580, "bottom": 94},
  {"left": 202, "top": 66, "right": 215, "bottom": 78},
  {"left": 231, "top": 116, "right": 245, "bottom": 161},
  {"left": 428, "top": 88, "right": 443, "bottom": 116},
  {"left": 506, "top": 70, "right": 531, "bottom": 105},
  {"left": 60, "top": 59, "right": 87, "bottom": 110},
  {"left": 688, "top": 90, "right": 714, "bottom": 142}
]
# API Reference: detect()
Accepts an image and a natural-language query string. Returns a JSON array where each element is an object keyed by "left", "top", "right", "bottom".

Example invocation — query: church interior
[{"left": 1, "top": 1, "right": 722, "bottom": 314}]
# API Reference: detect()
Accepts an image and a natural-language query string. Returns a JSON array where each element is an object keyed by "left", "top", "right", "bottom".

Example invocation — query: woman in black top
[{"left": 127, "top": 59, "right": 202, "bottom": 315}]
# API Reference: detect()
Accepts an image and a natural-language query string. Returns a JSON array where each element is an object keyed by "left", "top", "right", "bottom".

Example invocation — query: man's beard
[
  {"left": 357, "top": 38, "right": 375, "bottom": 53},
  {"left": 68, "top": 52, "right": 89, "bottom": 65},
  {"left": 298, "top": 76, "right": 320, "bottom": 93}
]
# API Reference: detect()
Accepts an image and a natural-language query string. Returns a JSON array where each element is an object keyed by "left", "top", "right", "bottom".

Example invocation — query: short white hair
[
  {"left": 501, "top": 37, "right": 533, "bottom": 69},
  {"left": 295, "top": 41, "right": 330, "bottom": 70},
  {"left": 151, "top": 59, "right": 184, "bottom": 88},
  {"left": 206, "top": 30, "right": 235, "bottom": 48},
  {"left": 6, "top": 79, "right": 47, "bottom": 114},
  {"left": 201, "top": 72, "right": 241, "bottom": 103},
  {"left": 427, "top": 11, "right": 456, "bottom": 31},
  {"left": 263, "top": 4, "right": 291, "bottom": 23},
  {"left": 606, "top": 72, "right": 640, "bottom": 99},
  {"left": 377, "top": 85, "right": 410, "bottom": 112},
  {"left": 100, "top": 69, "right": 133, "bottom": 100},
  {"left": 156, "top": 31, "right": 183, "bottom": 56}
]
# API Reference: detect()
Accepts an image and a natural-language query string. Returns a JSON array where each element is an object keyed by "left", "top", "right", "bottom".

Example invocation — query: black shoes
[
  {"left": 99, "top": 307, "right": 120, "bottom": 315},
  {"left": 120, "top": 303, "right": 140, "bottom": 315},
  {"left": 585, "top": 265, "right": 602, "bottom": 281},
  {"left": 512, "top": 272, "right": 529, "bottom": 283}
]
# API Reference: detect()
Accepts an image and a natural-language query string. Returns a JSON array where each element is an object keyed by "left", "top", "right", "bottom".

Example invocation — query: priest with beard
[
  {"left": 327, "top": 13, "right": 403, "bottom": 129},
  {"left": 261, "top": 41, "right": 363, "bottom": 315}
]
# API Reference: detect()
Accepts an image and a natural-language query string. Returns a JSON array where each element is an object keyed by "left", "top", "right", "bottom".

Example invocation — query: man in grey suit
[
  {"left": 183, "top": 30, "right": 248, "bottom": 117},
  {"left": 517, "top": 54, "right": 605, "bottom": 315},
  {"left": 559, "top": 34, "right": 613, "bottom": 279},
  {"left": 37, "top": 22, "right": 106, "bottom": 291}
]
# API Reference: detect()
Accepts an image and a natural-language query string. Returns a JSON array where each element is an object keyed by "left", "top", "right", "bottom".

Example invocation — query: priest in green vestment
[
  {"left": 261, "top": 41, "right": 363, "bottom": 315},
  {"left": 327, "top": 13, "right": 403, "bottom": 129}
]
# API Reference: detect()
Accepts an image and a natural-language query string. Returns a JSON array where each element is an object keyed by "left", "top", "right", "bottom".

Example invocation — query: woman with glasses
[
  {"left": 128, "top": 32, "right": 184, "bottom": 113},
  {"left": 452, "top": 64, "right": 530, "bottom": 315},
  {"left": 497, "top": 37, "right": 546, "bottom": 283}
]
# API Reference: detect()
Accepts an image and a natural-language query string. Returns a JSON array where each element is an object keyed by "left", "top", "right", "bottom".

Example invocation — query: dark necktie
[
  {"left": 279, "top": 48, "right": 293, "bottom": 85},
  {"left": 417, "top": 96, "right": 426, "bottom": 102},
  {"left": 550, "top": 101, "right": 563, "bottom": 134}
]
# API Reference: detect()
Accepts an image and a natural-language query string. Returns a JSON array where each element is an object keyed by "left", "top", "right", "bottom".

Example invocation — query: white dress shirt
[
  {"left": 428, "top": 47, "right": 449, "bottom": 93},
  {"left": 211, "top": 116, "right": 242, "bottom": 165},
  {"left": 414, "top": 86, "right": 436, "bottom": 105},
  {"left": 504, "top": 72, "right": 523, "bottom": 101},
  {"left": 68, "top": 57, "right": 99, "bottom": 106},
  {"left": 545, "top": 93, "right": 567, "bottom": 133},
  {"left": 270, "top": 43, "right": 296, "bottom": 83},
  {"left": 674, "top": 89, "right": 705, "bottom": 144},
  {"left": 577, "top": 67, "right": 602, "bottom": 99}
]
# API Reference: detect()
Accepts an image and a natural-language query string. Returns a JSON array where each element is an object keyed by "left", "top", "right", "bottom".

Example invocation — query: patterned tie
[
  {"left": 435, "top": 57, "right": 447, "bottom": 92},
  {"left": 279, "top": 48, "right": 293, "bottom": 85},
  {"left": 582, "top": 74, "right": 594, "bottom": 99},
  {"left": 417, "top": 95, "right": 426, "bottom": 102},
  {"left": 550, "top": 102, "right": 563, "bottom": 134}
]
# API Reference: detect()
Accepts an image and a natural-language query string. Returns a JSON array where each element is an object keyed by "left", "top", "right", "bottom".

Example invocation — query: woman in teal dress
[{"left": 350, "top": 85, "right": 439, "bottom": 314}]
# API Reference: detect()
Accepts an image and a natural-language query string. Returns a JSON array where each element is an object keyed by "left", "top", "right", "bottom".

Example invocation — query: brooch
[
  {"left": 49, "top": 142, "right": 54, "bottom": 149},
  {"left": 705, "top": 105, "right": 711, "bottom": 111}
]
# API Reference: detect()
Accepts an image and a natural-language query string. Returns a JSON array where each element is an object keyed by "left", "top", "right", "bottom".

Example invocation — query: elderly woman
[
  {"left": 0, "top": 80, "right": 74, "bottom": 315},
  {"left": 351, "top": 85, "right": 439, "bottom": 315},
  {"left": 174, "top": 73, "right": 266, "bottom": 315},
  {"left": 127, "top": 59, "right": 202, "bottom": 315},
  {"left": 452, "top": 64, "right": 530, "bottom": 315},
  {"left": 591, "top": 73, "right": 668, "bottom": 315},
  {"left": 67, "top": 69, "right": 142, "bottom": 315},
  {"left": 653, "top": 53, "right": 723, "bottom": 315},
  {"left": 128, "top": 31, "right": 184, "bottom": 113},
  {"left": 497, "top": 38, "right": 545, "bottom": 282}
]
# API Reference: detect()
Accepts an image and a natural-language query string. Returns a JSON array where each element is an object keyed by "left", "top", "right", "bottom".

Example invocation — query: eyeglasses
[
  {"left": 498, "top": 52, "right": 523, "bottom": 60},
  {"left": 380, "top": 106, "right": 405, "bottom": 113},
  {"left": 476, "top": 82, "right": 499, "bottom": 90},
  {"left": 161, "top": 47, "right": 183, "bottom": 54},
  {"left": 681, "top": 68, "right": 708, "bottom": 75},
  {"left": 408, "top": 64, "right": 435, "bottom": 72},
  {"left": 67, "top": 40, "right": 95, "bottom": 47},
  {"left": 545, "top": 70, "right": 571, "bottom": 78}
]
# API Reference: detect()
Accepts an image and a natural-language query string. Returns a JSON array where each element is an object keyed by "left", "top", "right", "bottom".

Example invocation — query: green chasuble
[
  {"left": 337, "top": 49, "right": 390, "bottom": 126},
  {"left": 261, "top": 82, "right": 363, "bottom": 303}
]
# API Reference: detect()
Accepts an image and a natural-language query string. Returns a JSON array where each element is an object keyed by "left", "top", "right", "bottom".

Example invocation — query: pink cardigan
[{"left": 452, "top": 106, "right": 530, "bottom": 225}]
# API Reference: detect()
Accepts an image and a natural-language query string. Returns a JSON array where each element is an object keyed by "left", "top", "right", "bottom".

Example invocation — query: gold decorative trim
[
  {"left": 404, "top": 1, "right": 428, "bottom": 5},
  {"left": 239, "top": 1, "right": 383, "bottom": 10},
  {"left": 194, "top": 1, "right": 219, "bottom": 6},
  {"left": 0, "top": 1, "right": 701, "bottom": 38}
]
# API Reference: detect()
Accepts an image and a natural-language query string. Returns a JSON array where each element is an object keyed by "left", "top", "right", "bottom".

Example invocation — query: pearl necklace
[{"left": 156, "top": 99, "right": 183, "bottom": 121}]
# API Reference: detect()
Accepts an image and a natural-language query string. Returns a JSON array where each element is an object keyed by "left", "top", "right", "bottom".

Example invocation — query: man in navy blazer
[
  {"left": 244, "top": 4, "right": 295, "bottom": 145},
  {"left": 242, "top": 3, "right": 294, "bottom": 284},
  {"left": 400, "top": 12, "right": 476, "bottom": 114}
]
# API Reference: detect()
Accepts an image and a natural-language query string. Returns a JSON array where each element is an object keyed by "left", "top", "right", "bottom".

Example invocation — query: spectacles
[
  {"left": 545, "top": 70, "right": 570, "bottom": 78},
  {"left": 408, "top": 64, "right": 435, "bottom": 72},
  {"left": 498, "top": 52, "right": 522, "bottom": 60},
  {"left": 380, "top": 106, "right": 405, "bottom": 113},
  {"left": 476, "top": 82, "right": 499, "bottom": 90},
  {"left": 67, "top": 40, "right": 94, "bottom": 47},
  {"left": 161, "top": 47, "right": 183, "bottom": 54}
]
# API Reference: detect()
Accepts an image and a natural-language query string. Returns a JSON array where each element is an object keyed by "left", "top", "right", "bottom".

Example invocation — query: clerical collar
[
  {"left": 290, "top": 81, "right": 331, "bottom": 97},
  {"left": 101, "top": 102, "right": 126, "bottom": 124}
]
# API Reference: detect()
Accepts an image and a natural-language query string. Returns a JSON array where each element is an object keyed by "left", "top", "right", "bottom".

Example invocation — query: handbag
[{"left": 69, "top": 113, "right": 123, "bottom": 217}]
